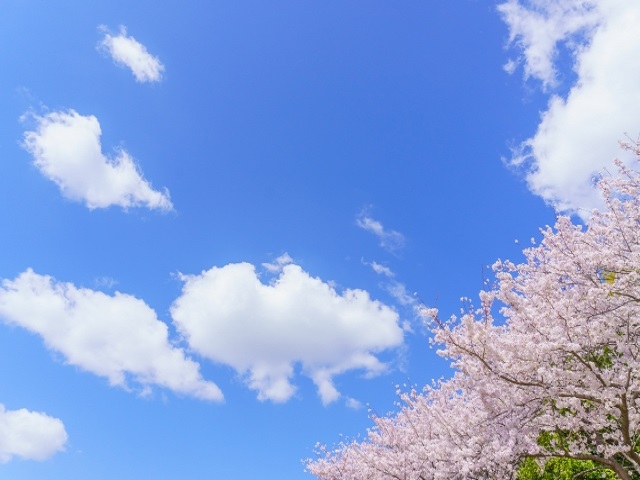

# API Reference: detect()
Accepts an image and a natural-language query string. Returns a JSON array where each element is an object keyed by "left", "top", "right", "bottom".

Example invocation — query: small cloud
[
  {"left": 356, "top": 210, "right": 405, "bottom": 253},
  {"left": 98, "top": 25, "right": 164, "bottom": 83},
  {"left": 384, "top": 281, "right": 415, "bottom": 307},
  {"left": 0, "top": 269, "right": 221, "bottom": 402},
  {"left": 0, "top": 404, "right": 67, "bottom": 463},
  {"left": 503, "top": 58, "right": 518, "bottom": 75},
  {"left": 171, "top": 262, "right": 404, "bottom": 404},
  {"left": 262, "top": 252, "right": 294, "bottom": 274},
  {"left": 364, "top": 260, "right": 419, "bottom": 327},
  {"left": 368, "top": 261, "right": 395, "bottom": 278},
  {"left": 345, "top": 397, "right": 363, "bottom": 410},
  {"left": 22, "top": 109, "right": 173, "bottom": 211},
  {"left": 401, "top": 320, "right": 414, "bottom": 333},
  {"left": 93, "top": 276, "right": 118, "bottom": 289}
]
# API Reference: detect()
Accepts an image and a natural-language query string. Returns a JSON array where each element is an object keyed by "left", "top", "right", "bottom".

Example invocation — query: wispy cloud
[
  {"left": 365, "top": 259, "right": 416, "bottom": 314},
  {"left": 362, "top": 256, "right": 418, "bottom": 333},
  {"left": 0, "top": 404, "right": 67, "bottom": 463},
  {"left": 356, "top": 211, "right": 405, "bottom": 253},
  {"left": 93, "top": 276, "right": 118, "bottom": 289},
  {"left": 384, "top": 281, "right": 416, "bottom": 307},
  {"left": 22, "top": 109, "right": 173, "bottom": 211},
  {"left": 98, "top": 26, "right": 164, "bottom": 83},
  {"left": 499, "top": 0, "right": 640, "bottom": 214},
  {"left": 499, "top": 1, "right": 600, "bottom": 90},
  {"left": 262, "top": 252, "right": 294, "bottom": 273},
  {"left": 171, "top": 262, "right": 404, "bottom": 405},
  {"left": 367, "top": 260, "right": 395, "bottom": 278},
  {"left": 0, "top": 270, "right": 221, "bottom": 402}
]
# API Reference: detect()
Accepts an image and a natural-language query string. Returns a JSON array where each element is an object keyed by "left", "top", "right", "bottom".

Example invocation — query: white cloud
[
  {"left": 356, "top": 212, "right": 405, "bottom": 252},
  {"left": 98, "top": 26, "right": 164, "bottom": 83},
  {"left": 499, "top": 0, "right": 600, "bottom": 89},
  {"left": 384, "top": 281, "right": 416, "bottom": 308},
  {"left": 170, "top": 262, "right": 404, "bottom": 404},
  {"left": 0, "top": 270, "right": 222, "bottom": 402},
  {"left": 345, "top": 397, "right": 363, "bottom": 410},
  {"left": 363, "top": 260, "right": 416, "bottom": 309},
  {"left": 262, "top": 252, "right": 294, "bottom": 273},
  {"left": 93, "top": 276, "right": 118, "bottom": 289},
  {"left": 499, "top": 0, "right": 640, "bottom": 214},
  {"left": 0, "top": 404, "right": 67, "bottom": 463},
  {"left": 23, "top": 110, "right": 173, "bottom": 211},
  {"left": 368, "top": 261, "right": 395, "bottom": 278}
]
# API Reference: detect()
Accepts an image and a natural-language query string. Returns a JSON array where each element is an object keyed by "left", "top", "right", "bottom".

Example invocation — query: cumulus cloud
[
  {"left": 356, "top": 211, "right": 405, "bottom": 253},
  {"left": 171, "top": 262, "right": 404, "bottom": 404},
  {"left": 0, "top": 270, "right": 222, "bottom": 402},
  {"left": 22, "top": 110, "right": 173, "bottom": 210},
  {"left": 499, "top": 0, "right": 640, "bottom": 214},
  {"left": 98, "top": 26, "right": 164, "bottom": 83},
  {"left": 0, "top": 404, "right": 67, "bottom": 463}
]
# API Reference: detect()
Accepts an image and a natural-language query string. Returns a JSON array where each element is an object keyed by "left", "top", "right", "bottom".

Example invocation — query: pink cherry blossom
[{"left": 307, "top": 142, "right": 640, "bottom": 480}]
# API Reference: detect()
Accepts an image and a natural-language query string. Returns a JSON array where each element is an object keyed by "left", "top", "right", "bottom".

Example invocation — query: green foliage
[
  {"left": 538, "top": 430, "right": 567, "bottom": 452},
  {"left": 517, "top": 457, "right": 617, "bottom": 480},
  {"left": 585, "top": 345, "right": 616, "bottom": 369},
  {"left": 518, "top": 428, "right": 621, "bottom": 480}
]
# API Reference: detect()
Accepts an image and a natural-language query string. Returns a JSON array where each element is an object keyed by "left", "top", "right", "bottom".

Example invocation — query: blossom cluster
[{"left": 307, "top": 143, "right": 640, "bottom": 480}]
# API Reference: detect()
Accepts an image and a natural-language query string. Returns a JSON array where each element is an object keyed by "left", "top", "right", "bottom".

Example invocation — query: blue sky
[{"left": 1, "top": 1, "right": 639, "bottom": 478}]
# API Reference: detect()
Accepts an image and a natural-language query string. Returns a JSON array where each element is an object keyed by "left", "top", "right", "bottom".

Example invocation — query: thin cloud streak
[
  {"left": 356, "top": 211, "right": 405, "bottom": 253},
  {"left": 367, "top": 260, "right": 395, "bottom": 278}
]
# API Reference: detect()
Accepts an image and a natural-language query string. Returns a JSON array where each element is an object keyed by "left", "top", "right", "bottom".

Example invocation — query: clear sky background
[{"left": 0, "top": 1, "right": 638, "bottom": 479}]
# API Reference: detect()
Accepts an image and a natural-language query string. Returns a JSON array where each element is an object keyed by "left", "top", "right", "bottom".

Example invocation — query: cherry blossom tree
[{"left": 307, "top": 142, "right": 640, "bottom": 480}]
